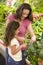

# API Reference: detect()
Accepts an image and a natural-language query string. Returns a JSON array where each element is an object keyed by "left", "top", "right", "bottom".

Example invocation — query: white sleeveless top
[{"left": 8, "top": 38, "right": 22, "bottom": 61}]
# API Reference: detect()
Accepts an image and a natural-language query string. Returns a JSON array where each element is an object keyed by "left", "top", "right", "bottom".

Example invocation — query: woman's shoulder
[
  {"left": 8, "top": 13, "right": 14, "bottom": 18},
  {"left": 24, "top": 19, "right": 31, "bottom": 26},
  {"left": 7, "top": 13, "right": 15, "bottom": 21}
]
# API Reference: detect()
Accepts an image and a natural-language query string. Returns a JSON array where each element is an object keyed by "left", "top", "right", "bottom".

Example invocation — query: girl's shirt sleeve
[{"left": 10, "top": 38, "right": 19, "bottom": 48}]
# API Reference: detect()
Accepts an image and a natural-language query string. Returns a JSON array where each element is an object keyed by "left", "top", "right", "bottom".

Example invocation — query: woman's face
[{"left": 21, "top": 9, "right": 30, "bottom": 20}]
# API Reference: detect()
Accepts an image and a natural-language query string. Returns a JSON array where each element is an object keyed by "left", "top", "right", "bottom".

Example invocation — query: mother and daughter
[{"left": 4, "top": 3, "right": 36, "bottom": 65}]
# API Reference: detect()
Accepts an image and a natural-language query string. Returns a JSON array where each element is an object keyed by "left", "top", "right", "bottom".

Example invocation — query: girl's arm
[{"left": 10, "top": 44, "right": 27, "bottom": 55}]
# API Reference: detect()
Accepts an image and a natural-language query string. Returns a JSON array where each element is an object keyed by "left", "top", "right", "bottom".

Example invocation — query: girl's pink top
[{"left": 8, "top": 14, "right": 31, "bottom": 47}]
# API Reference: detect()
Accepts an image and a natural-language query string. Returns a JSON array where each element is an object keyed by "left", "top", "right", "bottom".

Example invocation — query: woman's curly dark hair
[
  {"left": 15, "top": 3, "right": 33, "bottom": 21},
  {"left": 4, "top": 21, "right": 20, "bottom": 46}
]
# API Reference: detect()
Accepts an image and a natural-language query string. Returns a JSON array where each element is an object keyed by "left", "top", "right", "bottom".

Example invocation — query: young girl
[{"left": 4, "top": 21, "right": 27, "bottom": 65}]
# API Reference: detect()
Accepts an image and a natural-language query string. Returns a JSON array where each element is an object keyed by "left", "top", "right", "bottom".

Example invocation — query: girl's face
[
  {"left": 21, "top": 9, "right": 30, "bottom": 20},
  {"left": 15, "top": 28, "right": 19, "bottom": 36}
]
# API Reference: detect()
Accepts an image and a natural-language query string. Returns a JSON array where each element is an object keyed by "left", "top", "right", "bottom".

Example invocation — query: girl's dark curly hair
[
  {"left": 4, "top": 21, "right": 20, "bottom": 46},
  {"left": 15, "top": 3, "right": 33, "bottom": 21}
]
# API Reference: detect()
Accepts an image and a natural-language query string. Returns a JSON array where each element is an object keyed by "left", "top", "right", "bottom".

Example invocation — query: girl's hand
[{"left": 21, "top": 44, "right": 27, "bottom": 49}]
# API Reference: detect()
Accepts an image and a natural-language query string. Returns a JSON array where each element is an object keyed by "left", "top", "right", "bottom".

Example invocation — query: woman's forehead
[{"left": 22, "top": 9, "right": 29, "bottom": 14}]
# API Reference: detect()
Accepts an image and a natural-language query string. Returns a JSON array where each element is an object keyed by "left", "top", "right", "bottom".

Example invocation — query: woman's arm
[
  {"left": 27, "top": 22, "right": 36, "bottom": 44},
  {"left": 15, "top": 36, "right": 26, "bottom": 43},
  {"left": 15, "top": 22, "right": 36, "bottom": 44},
  {"left": 6, "top": 13, "right": 14, "bottom": 26},
  {"left": 6, "top": 19, "right": 10, "bottom": 27}
]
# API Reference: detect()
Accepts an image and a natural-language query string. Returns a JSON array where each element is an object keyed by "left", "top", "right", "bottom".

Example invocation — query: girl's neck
[{"left": 14, "top": 35, "right": 18, "bottom": 40}]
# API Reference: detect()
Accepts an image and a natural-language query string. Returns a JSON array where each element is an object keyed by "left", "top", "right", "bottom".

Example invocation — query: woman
[{"left": 6, "top": 3, "right": 36, "bottom": 65}]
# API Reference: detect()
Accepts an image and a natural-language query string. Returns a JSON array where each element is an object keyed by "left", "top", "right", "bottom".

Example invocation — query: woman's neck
[
  {"left": 21, "top": 17, "right": 25, "bottom": 21},
  {"left": 14, "top": 18, "right": 24, "bottom": 25}
]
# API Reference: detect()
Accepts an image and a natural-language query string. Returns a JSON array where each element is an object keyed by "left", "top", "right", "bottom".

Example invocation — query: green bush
[
  {"left": 35, "top": 7, "right": 43, "bottom": 13},
  {"left": 0, "top": 4, "right": 16, "bottom": 40}
]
